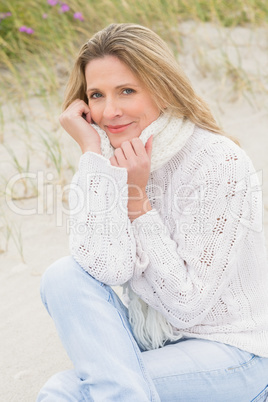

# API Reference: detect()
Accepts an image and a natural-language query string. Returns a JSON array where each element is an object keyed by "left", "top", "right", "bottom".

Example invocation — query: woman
[{"left": 37, "top": 23, "right": 268, "bottom": 401}]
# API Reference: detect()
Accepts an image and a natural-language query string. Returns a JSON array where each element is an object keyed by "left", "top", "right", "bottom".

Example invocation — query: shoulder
[
  {"left": 171, "top": 126, "right": 255, "bottom": 181},
  {"left": 153, "top": 126, "right": 258, "bottom": 198},
  {"left": 185, "top": 126, "right": 247, "bottom": 163}
]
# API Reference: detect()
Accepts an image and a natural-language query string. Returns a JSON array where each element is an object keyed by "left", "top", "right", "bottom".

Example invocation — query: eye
[
  {"left": 122, "top": 88, "right": 134, "bottom": 95},
  {"left": 90, "top": 92, "right": 102, "bottom": 99}
]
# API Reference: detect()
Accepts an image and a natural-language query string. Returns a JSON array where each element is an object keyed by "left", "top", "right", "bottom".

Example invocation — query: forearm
[{"left": 69, "top": 152, "right": 136, "bottom": 285}]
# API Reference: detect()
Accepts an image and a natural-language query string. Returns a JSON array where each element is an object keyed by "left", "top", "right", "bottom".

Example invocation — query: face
[{"left": 85, "top": 55, "right": 160, "bottom": 148}]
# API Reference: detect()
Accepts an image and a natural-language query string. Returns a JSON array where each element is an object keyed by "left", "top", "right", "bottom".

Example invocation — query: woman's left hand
[{"left": 109, "top": 135, "right": 153, "bottom": 199}]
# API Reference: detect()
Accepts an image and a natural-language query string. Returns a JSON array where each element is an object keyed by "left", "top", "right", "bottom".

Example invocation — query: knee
[
  {"left": 40, "top": 255, "right": 82, "bottom": 306},
  {"left": 37, "top": 370, "right": 80, "bottom": 401}
]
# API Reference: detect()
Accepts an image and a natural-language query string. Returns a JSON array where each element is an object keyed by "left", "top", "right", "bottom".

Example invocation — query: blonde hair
[{"left": 63, "top": 23, "right": 238, "bottom": 143}]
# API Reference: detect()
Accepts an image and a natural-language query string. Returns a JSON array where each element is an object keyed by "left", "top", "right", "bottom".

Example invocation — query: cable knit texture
[{"left": 69, "top": 115, "right": 268, "bottom": 356}]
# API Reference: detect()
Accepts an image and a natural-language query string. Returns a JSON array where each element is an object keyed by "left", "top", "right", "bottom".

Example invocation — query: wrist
[
  {"left": 128, "top": 194, "right": 152, "bottom": 222},
  {"left": 128, "top": 185, "right": 147, "bottom": 200},
  {"left": 81, "top": 143, "right": 101, "bottom": 155}
]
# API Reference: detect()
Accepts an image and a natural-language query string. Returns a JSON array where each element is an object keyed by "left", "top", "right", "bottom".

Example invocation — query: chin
[
  {"left": 111, "top": 140, "right": 123, "bottom": 149},
  {"left": 108, "top": 135, "right": 129, "bottom": 149},
  {"left": 108, "top": 130, "right": 141, "bottom": 149},
  {"left": 108, "top": 138, "right": 120, "bottom": 149}
]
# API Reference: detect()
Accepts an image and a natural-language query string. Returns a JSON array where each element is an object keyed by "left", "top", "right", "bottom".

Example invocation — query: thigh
[{"left": 141, "top": 337, "right": 268, "bottom": 402}]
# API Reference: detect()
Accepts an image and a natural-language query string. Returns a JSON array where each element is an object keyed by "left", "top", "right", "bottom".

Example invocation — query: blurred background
[{"left": 0, "top": 1, "right": 267, "bottom": 400}]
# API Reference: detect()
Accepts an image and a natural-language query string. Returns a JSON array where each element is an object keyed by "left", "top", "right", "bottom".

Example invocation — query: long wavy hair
[{"left": 63, "top": 23, "right": 238, "bottom": 142}]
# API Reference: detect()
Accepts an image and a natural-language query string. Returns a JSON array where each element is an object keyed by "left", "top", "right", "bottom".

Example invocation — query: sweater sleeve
[
  {"left": 130, "top": 142, "right": 259, "bottom": 329},
  {"left": 68, "top": 151, "right": 136, "bottom": 286}
]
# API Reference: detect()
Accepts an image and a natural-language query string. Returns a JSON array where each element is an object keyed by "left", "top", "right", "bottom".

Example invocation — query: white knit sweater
[{"left": 69, "top": 120, "right": 268, "bottom": 358}]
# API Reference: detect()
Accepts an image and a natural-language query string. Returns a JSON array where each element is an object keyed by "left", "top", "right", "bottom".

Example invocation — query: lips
[
  {"left": 106, "top": 122, "right": 133, "bottom": 133},
  {"left": 108, "top": 124, "right": 129, "bottom": 129}
]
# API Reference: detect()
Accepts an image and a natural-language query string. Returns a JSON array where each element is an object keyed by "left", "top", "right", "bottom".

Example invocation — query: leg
[
  {"left": 142, "top": 337, "right": 268, "bottom": 401},
  {"left": 36, "top": 370, "right": 84, "bottom": 402},
  {"left": 37, "top": 256, "right": 160, "bottom": 402}
]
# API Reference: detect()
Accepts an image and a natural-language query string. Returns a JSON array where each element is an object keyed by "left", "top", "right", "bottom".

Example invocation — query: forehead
[{"left": 85, "top": 55, "right": 139, "bottom": 85}]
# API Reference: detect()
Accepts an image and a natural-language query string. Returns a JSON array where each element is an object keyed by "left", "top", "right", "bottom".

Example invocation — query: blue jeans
[{"left": 37, "top": 256, "right": 268, "bottom": 401}]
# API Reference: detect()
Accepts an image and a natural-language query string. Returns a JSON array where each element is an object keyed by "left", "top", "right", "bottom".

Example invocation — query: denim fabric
[{"left": 37, "top": 256, "right": 268, "bottom": 401}]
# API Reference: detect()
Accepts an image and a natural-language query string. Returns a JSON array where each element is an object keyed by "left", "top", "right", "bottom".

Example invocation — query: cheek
[{"left": 89, "top": 104, "right": 102, "bottom": 124}]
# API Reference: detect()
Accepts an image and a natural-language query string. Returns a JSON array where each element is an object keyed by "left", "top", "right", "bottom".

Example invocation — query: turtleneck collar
[{"left": 92, "top": 113, "right": 195, "bottom": 172}]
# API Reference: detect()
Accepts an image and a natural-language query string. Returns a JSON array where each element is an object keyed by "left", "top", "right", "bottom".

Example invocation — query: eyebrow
[{"left": 86, "top": 83, "right": 140, "bottom": 94}]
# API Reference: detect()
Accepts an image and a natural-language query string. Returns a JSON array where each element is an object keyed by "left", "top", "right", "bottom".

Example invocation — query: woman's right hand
[{"left": 59, "top": 99, "right": 101, "bottom": 154}]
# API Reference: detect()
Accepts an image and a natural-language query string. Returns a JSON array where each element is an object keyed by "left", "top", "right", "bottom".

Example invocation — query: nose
[{"left": 102, "top": 97, "right": 122, "bottom": 120}]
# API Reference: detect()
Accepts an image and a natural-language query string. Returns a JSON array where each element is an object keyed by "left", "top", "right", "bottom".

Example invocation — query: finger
[
  {"left": 130, "top": 137, "right": 148, "bottom": 157},
  {"left": 67, "top": 99, "right": 84, "bottom": 112},
  {"left": 69, "top": 100, "right": 91, "bottom": 119},
  {"left": 84, "top": 111, "right": 92, "bottom": 124},
  {"left": 121, "top": 140, "right": 136, "bottom": 158},
  {"left": 145, "top": 135, "right": 153, "bottom": 159},
  {"left": 79, "top": 101, "right": 91, "bottom": 117},
  {"left": 109, "top": 155, "right": 119, "bottom": 167},
  {"left": 114, "top": 148, "right": 128, "bottom": 167}
]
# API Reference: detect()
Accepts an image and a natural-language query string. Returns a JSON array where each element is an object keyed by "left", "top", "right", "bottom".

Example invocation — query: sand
[{"left": 1, "top": 21, "right": 267, "bottom": 401}]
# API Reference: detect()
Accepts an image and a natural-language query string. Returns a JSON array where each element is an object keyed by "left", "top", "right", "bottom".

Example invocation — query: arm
[
  {"left": 60, "top": 100, "right": 136, "bottom": 285},
  {"left": 69, "top": 151, "right": 136, "bottom": 286},
  {"left": 129, "top": 142, "right": 258, "bottom": 329}
]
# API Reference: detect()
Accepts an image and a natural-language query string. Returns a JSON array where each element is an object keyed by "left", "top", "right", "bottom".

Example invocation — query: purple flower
[
  {"left": 0, "top": 12, "right": 12, "bottom": 20},
  {"left": 19, "top": 26, "right": 34, "bottom": 34},
  {"left": 26, "top": 27, "right": 34, "bottom": 34},
  {"left": 60, "top": 3, "right": 70, "bottom": 12},
  {"left": 42, "top": 13, "right": 48, "bottom": 19},
  {"left": 47, "top": 0, "right": 58, "bottom": 5},
  {"left": 73, "top": 12, "right": 84, "bottom": 21}
]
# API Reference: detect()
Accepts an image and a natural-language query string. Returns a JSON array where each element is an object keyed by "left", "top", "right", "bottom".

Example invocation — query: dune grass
[
  {"left": 1, "top": 0, "right": 268, "bottom": 63},
  {"left": 1, "top": 0, "right": 268, "bottom": 61},
  {"left": 1, "top": 0, "right": 267, "bottom": 101}
]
